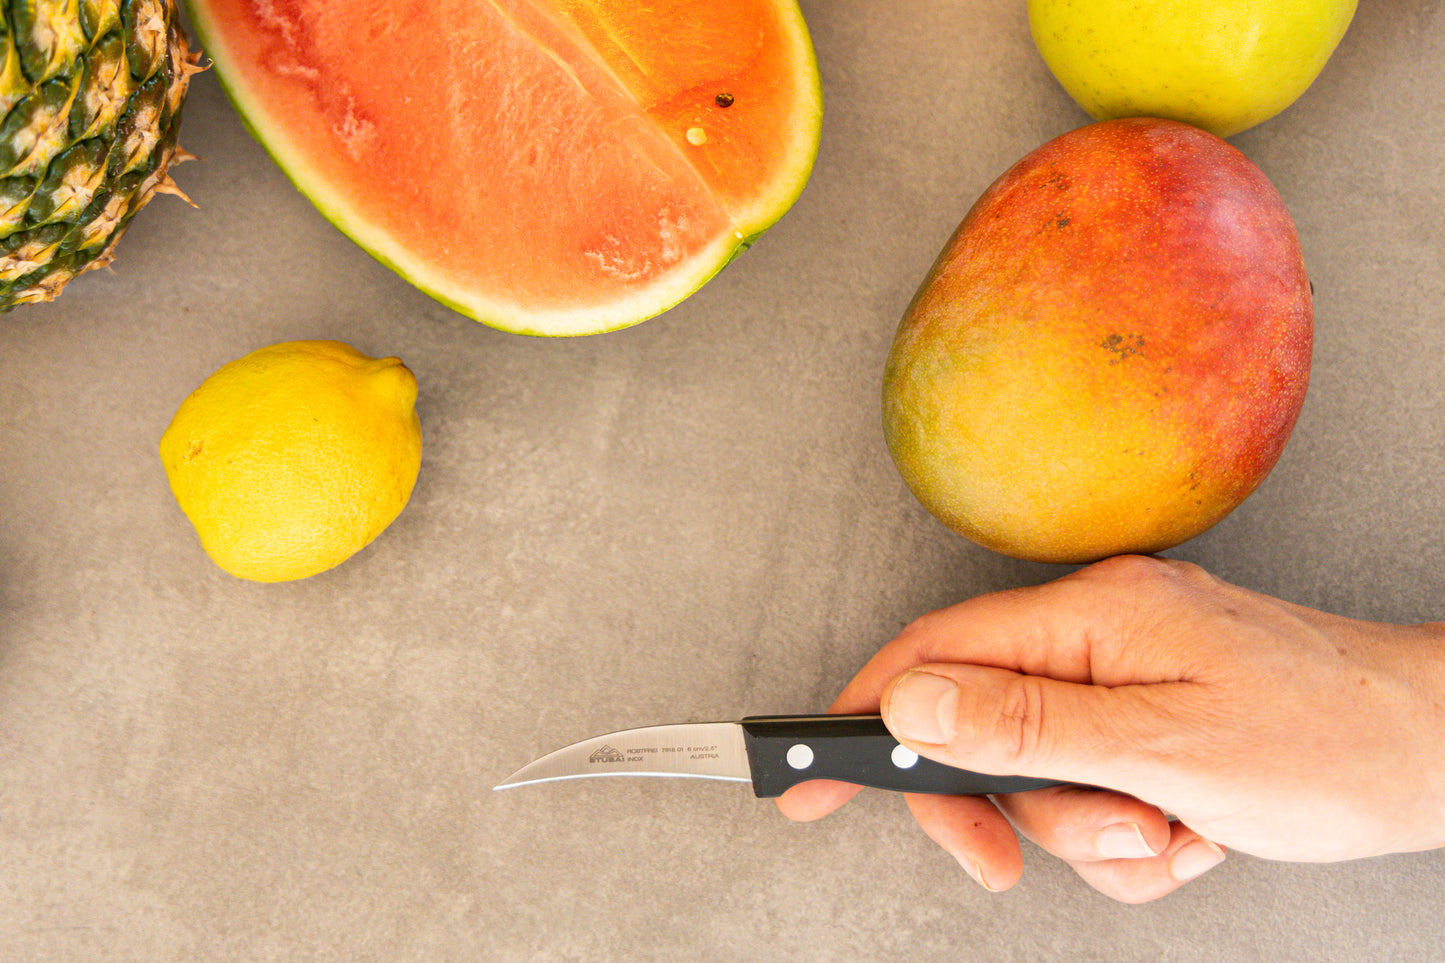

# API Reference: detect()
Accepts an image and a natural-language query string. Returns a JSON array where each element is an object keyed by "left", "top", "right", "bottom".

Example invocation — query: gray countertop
[{"left": 2, "top": 1, "right": 1442, "bottom": 959}]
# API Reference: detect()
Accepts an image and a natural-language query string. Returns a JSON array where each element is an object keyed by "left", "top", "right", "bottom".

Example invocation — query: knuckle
[
  {"left": 895, "top": 608, "right": 945, "bottom": 645},
  {"left": 1084, "top": 553, "right": 1179, "bottom": 587},
  {"left": 1080, "top": 555, "right": 1218, "bottom": 613},
  {"left": 991, "top": 674, "right": 1050, "bottom": 766},
  {"left": 892, "top": 603, "right": 974, "bottom": 662}
]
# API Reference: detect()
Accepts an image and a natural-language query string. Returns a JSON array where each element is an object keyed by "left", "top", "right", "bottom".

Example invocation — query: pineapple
[{"left": 0, "top": 0, "right": 200, "bottom": 309}]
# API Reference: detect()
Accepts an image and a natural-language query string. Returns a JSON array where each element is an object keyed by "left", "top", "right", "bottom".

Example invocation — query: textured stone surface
[{"left": 0, "top": 1, "right": 1441, "bottom": 959}]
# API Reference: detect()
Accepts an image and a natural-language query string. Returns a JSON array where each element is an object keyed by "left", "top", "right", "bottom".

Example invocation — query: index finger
[{"left": 834, "top": 556, "right": 1196, "bottom": 711}]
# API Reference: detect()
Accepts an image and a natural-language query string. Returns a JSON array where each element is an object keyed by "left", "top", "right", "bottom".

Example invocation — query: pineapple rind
[{"left": 0, "top": 0, "right": 196, "bottom": 309}]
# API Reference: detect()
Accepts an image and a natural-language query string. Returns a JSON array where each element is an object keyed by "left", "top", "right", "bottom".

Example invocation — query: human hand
[{"left": 777, "top": 555, "right": 1445, "bottom": 903}]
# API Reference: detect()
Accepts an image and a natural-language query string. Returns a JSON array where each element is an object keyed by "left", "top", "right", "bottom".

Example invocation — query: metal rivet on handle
[
  {"left": 786, "top": 744, "right": 814, "bottom": 770},
  {"left": 891, "top": 745, "right": 919, "bottom": 769}
]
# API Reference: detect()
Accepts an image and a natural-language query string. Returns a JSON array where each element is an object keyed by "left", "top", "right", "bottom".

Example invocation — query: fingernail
[
  {"left": 1095, "top": 822, "right": 1158, "bottom": 860},
  {"left": 886, "top": 671, "right": 959, "bottom": 745},
  {"left": 1170, "top": 839, "right": 1226, "bottom": 882}
]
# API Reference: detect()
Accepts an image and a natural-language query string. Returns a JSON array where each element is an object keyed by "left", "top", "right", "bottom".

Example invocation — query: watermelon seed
[
  {"left": 715, "top": 92, "right": 734, "bottom": 108},
  {"left": 686, "top": 127, "right": 707, "bottom": 145}
]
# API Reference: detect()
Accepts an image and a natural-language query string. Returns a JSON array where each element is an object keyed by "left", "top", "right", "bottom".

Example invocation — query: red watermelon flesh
[{"left": 186, "top": 0, "right": 824, "bottom": 335}]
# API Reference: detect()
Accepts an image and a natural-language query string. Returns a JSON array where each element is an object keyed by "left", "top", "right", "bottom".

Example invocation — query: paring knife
[{"left": 494, "top": 714, "right": 1061, "bottom": 797}]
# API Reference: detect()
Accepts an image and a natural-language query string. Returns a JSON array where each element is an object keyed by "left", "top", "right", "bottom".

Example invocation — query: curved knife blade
[{"left": 494, "top": 720, "right": 752, "bottom": 789}]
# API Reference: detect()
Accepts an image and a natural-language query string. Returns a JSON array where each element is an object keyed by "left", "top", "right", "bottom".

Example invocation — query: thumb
[{"left": 881, "top": 664, "right": 1174, "bottom": 789}]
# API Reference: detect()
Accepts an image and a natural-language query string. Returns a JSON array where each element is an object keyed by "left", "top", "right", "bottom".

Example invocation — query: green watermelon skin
[{"left": 185, "top": 0, "right": 823, "bottom": 336}]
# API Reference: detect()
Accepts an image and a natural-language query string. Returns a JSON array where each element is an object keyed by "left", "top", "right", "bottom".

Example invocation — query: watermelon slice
[{"left": 185, "top": 0, "right": 824, "bottom": 335}]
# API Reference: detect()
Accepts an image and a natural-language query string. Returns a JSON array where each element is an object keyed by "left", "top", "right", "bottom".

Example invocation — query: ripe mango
[{"left": 883, "top": 119, "right": 1311, "bottom": 564}]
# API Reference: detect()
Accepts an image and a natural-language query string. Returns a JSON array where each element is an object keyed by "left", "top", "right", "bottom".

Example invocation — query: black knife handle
[{"left": 740, "top": 714, "right": 1061, "bottom": 798}]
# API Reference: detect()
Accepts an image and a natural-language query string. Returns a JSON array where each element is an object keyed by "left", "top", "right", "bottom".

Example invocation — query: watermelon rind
[{"left": 183, "top": 1, "right": 823, "bottom": 337}]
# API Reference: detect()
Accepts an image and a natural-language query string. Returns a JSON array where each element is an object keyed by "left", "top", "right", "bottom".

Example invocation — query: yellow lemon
[{"left": 160, "top": 340, "right": 423, "bottom": 582}]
